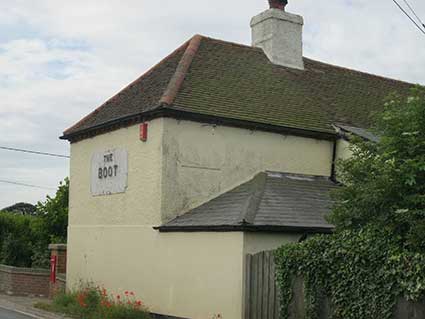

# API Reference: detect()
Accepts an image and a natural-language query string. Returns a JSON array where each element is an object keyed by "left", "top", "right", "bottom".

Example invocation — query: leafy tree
[
  {"left": 31, "top": 178, "right": 69, "bottom": 267},
  {"left": 0, "top": 213, "right": 36, "bottom": 267},
  {"left": 35, "top": 177, "right": 69, "bottom": 243},
  {"left": 329, "top": 88, "right": 425, "bottom": 251},
  {"left": 275, "top": 88, "right": 425, "bottom": 319},
  {"left": 2, "top": 202, "right": 36, "bottom": 215},
  {"left": 0, "top": 178, "right": 69, "bottom": 268}
]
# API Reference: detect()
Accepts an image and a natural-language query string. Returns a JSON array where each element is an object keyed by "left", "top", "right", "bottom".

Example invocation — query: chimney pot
[{"left": 268, "top": 0, "right": 288, "bottom": 10}]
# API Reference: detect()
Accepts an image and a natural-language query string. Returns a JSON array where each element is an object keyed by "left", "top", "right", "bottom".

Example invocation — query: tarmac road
[{"left": 0, "top": 307, "right": 33, "bottom": 319}]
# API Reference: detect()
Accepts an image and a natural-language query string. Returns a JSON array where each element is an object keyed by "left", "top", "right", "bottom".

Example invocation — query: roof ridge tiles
[
  {"left": 62, "top": 34, "right": 417, "bottom": 141},
  {"left": 199, "top": 35, "right": 263, "bottom": 51},
  {"left": 303, "top": 57, "right": 416, "bottom": 86},
  {"left": 160, "top": 34, "right": 203, "bottom": 106},
  {"left": 238, "top": 172, "right": 267, "bottom": 225},
  {"left": 185, "top": 35, "right": 416, "bottom": 86},
  {"left": 63, "top": 37, "right": 191, "bottom": 135},
  {"left": 157, "top": 170, "right": 338, "bottom": 232}
]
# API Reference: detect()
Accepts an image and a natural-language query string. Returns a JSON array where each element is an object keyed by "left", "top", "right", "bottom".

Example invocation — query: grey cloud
[{"left": 0, "top": 0, "right": 424, "bottom": 208}]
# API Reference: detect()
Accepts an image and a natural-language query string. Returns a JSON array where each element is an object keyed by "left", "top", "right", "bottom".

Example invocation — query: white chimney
[{"left": 250, "top": 8, "right": 304, "bottom": 70}]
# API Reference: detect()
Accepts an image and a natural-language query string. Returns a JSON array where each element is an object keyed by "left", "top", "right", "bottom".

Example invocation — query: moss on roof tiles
[
  {"left": 173, "top": 38, "right": 413, "bottom": 133},
  {"left": 63, "top": 35, "right": 415, "bottom": 140}
]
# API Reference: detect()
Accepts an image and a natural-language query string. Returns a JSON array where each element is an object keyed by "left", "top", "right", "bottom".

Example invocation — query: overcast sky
[{"left": 0, "top": 0, "right": 424, "bottom": 209}]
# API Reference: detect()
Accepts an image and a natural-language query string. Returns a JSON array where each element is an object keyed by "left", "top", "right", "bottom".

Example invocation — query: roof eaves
[
  {"left": 61, "top": 106, "right": 338, "bottom": 142},
  {"left": 162, "top": 107, "right": 338, "bottom": 140},
  {"left": 62, "top": 37, "right": 193, "bottom": 137},
  {"left": 154, "top": 224, "right": 334, "bottom": 234},
  {"left": 334, "top": 123, "right": 380, "bottom": 143},
  {"left": 60, "top": 107, "right": 167, "bottom": 141}
]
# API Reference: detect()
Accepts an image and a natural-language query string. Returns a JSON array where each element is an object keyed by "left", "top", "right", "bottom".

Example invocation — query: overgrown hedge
[
  {"left": 0, "top": 178, "right": 69, "bottom": 268},
  {"left": 275, "top": 89, "right": 425, "bottom": 319},
  {"left": 0, "top": 212, "right": 38, "bottom": 267},
  {"left": 275, "top": 226, "right": 425, "bottom": 319}
]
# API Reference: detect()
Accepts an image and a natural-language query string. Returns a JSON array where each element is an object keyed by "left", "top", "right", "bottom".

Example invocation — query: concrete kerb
[{"left": 0, "top": 294, "right": 71, "bottom": 319}]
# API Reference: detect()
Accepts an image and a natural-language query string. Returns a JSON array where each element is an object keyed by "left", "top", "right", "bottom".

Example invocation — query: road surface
[{"left": 0, "top": 307, "right": 33, "bottom": 319}]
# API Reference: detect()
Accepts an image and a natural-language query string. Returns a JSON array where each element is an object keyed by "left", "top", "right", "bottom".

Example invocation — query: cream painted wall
[
  {"left": 67, "top": 117, "right": 336, "bottom": 319},
  {"left": 69, "top": 118, "right": 164, "bottom": 226},
  {"left": 68, "top": 227, "right": 244, "bottom": 319},
  {"left": 243, "top": 232, "right": 302, "bottom": 255},
  {"left": 334, "top": 139, "right": 353, "bottom": 180},
  {"left": 68, "top": 118, "right": 247, "bottom": 318},
  {"left": 335, "top": 139, "right": 352, "bottom": 162},
  {"left": 161, "top": 118, "right": 334, "bottom": 222}
]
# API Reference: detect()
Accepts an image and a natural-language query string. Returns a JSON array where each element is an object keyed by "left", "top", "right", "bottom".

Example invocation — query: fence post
[
  {"left": 48, "top": 244, "right": 67, "bottom": 274},
  {"left": 244, "top": 251, "right": 281, "bottom": 319},
  {"left": 48, "top": 244, "right": 67, "bottom": 298}
]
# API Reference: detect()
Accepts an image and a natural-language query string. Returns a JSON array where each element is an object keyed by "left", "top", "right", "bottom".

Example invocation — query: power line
[
  {"left": 0, "top": 179, "right": 56, "bottom": 190},
  {"left": 392, "top": 0, "right": 425, "bottom": 35},
  {"left": 402, "top": 0, "right": 425, "bottom": 28},
  {"left": 0, "top": 146, "right": 70, "bottom": 158}
]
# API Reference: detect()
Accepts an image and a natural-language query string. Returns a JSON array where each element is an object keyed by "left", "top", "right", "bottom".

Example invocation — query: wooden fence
[
  {"left": 244, "top": 250, "right": 425, "bottom": 319},
  {"left": 244, "top": 251, "right": 280, "bottom": 319}
]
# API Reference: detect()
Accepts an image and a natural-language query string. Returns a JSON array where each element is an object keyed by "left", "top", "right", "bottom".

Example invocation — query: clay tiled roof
[
  {"left": 156, "top": 171, "right": 338, "bottom": 233},
  {"left": 62, "top": 35, "right": 414, "bottom": 141}
]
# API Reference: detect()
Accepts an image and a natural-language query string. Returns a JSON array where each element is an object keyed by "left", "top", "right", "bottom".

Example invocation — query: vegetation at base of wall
[
  {"left": 275, "top": 87, "right": 425, "bottom": 319},
  {"left": 275, "top": 226, "right": 425, "bottom": 319},
  {"left": 35, "top": 285, "right": 151, "bottom": 319},
  {"left": 0, "top": 178, "right": 69, "bottom": 268}
]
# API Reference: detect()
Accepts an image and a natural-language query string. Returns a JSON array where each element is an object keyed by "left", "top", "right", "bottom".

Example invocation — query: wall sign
[{"left": 91, "top": 149, "right": 128, "bottom": 196}]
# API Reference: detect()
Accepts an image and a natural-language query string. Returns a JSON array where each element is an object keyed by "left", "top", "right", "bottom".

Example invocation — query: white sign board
[{"left": 91, "top": 149, "right": 128, "bottom": 196}]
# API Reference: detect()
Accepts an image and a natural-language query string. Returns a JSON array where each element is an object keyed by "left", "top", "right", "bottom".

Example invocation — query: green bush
[
  {"left": 275, "top": 88, "right": 425, "bottom": 319},
  {"left": 0, "top": 178, "right": 69, "bottom": 268},
  {"left": 0, "top": 212, "right": 38, "bottom": 267},
  {"left": 329, "top": 88, "right": 425, "bottom": 251},
  {"left": 275, "top": 226, "right": 425, "bottom": 319}
]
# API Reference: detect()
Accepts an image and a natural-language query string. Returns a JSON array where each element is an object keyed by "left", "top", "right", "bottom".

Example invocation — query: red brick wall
[
  {"left": 0, "top": 244, "right": 67, "bottom": 297},
  {"left": 0, "top": 265, "right": 50, "bottom": 297}
]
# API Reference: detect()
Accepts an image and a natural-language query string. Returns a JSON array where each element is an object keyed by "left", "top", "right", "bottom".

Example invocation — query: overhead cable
[{"left": 0, "top": 146, "right": 70, "bottom": 158}]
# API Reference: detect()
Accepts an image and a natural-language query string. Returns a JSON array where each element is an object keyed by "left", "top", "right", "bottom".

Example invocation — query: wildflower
[
  {"left": 77, "top": 292, "right": 87, "bottom": 308},
  {"left": 130, "top": 291, "right": 134, "bottom": 296},
  {"left": 116, "top": 294, "right": 121, "bottom": 300}
]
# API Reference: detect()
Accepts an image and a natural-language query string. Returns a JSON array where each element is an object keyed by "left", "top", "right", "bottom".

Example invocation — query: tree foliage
[
  {"left": 0, "top": 213, "right": 37, "bottom": 267},
  {"left": 2, "top": 202, "right": 36, "bottom": 215},
  {"left": 275, "top": 88, "right": 425, "bottom": 319},
  {"left": 35, "top": 177, "right": 69, "bottom": 243},
  {"left": 329, "top": 88, "right": 425, "bottom": 251},
  {"left": 0, "top": 178, "right": 69, "bottom": 268}
]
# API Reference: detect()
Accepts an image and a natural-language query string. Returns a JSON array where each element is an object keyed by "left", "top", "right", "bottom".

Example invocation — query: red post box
[{"left": 50, "top": 255, "right": 57, "bottom": 283}]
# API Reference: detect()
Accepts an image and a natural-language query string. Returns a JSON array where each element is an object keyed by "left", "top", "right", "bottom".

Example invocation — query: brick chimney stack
[{"left": 251, "top": 1, "right": 304, "bottom": 70}]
